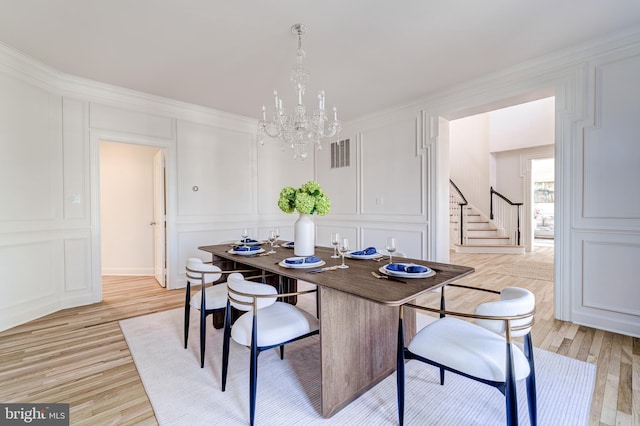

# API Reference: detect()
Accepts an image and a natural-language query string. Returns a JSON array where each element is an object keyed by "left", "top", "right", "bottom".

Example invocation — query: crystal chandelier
[{"left": 257, "top": 24, "right": 341, "bottom": 160}]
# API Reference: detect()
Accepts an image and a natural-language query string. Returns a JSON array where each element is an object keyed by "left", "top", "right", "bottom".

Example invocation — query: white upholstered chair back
[
  {"left": 226, "top": 273, "right": 278, "bottom": 311},
  {"left": 186, "top": 257, "right": 222, "bottom": 284},
  {"left": 474, "top": 286, "right": 535, "bottom": 337}
]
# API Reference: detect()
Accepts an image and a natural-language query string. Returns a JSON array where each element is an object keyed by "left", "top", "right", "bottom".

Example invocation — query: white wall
[
  {"left": 100, "top": 141, "right": 158, "bottom": 275},
  {"left": 1, "top": 28, "right": 639, "bottom": 337},
  {"left": 448, "top": 97, "right": 555, "bottom": 218},
  {"left": 489, "top": 97, "right": 555, "bottom": 152},
  {"left": 0, "top": 67, "right": 93, "bottom": 331},
  {"left": 449, "top": 113, "right": 491, "bottom": 215},
  {"left": 572, "top": 52, "right": 640, "bottom": 335}
]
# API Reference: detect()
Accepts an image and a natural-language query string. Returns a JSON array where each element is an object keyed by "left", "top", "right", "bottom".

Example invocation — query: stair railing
[
  {"left": 489, "top": 187, "right": 522, "bottom": 245},
  {"left": 449, "top": 180, "right": 468, "bottom": 245}
]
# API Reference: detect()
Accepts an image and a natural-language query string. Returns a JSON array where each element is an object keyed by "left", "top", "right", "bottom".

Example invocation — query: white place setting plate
[
  {"left": 379, "top": 263, "right": 436, "bottom": 279},
  {"left": 345, "top": 250, "right": 383, "bottom": 260},
  {"left": 279, "top": 256, "right": 325, "bottom": 269},
  {"left": 282, "top": 241, "right": 295, "bottom": 249},
  {"left": 228, "top": 247, "right": 265, "bottom": 256}
]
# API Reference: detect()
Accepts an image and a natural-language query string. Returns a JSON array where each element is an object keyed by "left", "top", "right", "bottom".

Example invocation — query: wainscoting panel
[
  {"left": 63, "top": 237, "right": 91, "bottom": 293},
  {"left": 361, "top": 225, "right": 425, "bottom": 259},
  {"left": 572, "top": 231, "right": 640, "bottom": 337},
  {"left": 0, "top": 238, "right": 61, "bottom": 331},
  {"left": 582, "top": 240, "right": 640, "bottom": 317},
  {"left": 316, "top": 224, "right": 358, "bottom": 250},
  {"left": 176, "top": 227, "right": 257, "bottom": 287}
]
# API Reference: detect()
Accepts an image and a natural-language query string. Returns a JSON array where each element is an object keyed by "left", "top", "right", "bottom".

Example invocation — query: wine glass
[
  {"left": 338, "top": 238, "right": 349, "bottom": 269},
  {"left": 386, "top": 237, "right": 396, "bottom": 265},
  {"left": 241, "top": 228, "right": 249, "bottom": 247},
  {"left": 273, "top": 227, "right": 281, "bottom": 247},
  {"left": 267, "top": 230, "right": 277, "bottom": 254},
  {"left": 330, "top": 232, "right": 340, "bottom": 258}
]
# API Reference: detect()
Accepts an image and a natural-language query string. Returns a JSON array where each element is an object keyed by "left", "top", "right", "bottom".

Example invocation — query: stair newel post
[
  {"left": 450, "top": 180, "right": 469, "bottom": 246},
  {"left": 490, "top": 187, "right": 495, "bottom": 220},
  {"left": 459, "top": 207, "right": 464, "bottom": 245},
  {"left": 516, "top": 205, "right": 521, "bottom": 246}
]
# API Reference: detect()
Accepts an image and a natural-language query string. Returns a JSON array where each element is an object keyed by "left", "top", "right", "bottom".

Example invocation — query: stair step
[
  {"left": 452, "top": 244, "right": 525, "bottom": 254},
  {"left": 450, "top": 227, "right": 499, "bottom": 233},
  {"left": 467, "top": 236, "right": 512, "bottom": 245},
  {"left": 450, "top": 217, "right": 488, "bottom": 224},
  {"left": 466, "top": 230, "right": 501, "bottom": 237}
]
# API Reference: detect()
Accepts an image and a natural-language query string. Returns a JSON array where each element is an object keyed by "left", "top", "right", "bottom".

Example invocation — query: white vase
[{"left": 294, "top": 213, "right": 315, "bottom": 256}]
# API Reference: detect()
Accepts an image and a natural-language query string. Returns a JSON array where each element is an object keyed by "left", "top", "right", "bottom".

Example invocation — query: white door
[{"left": 152, "top": 150, "right": 166, "bottom": 287}]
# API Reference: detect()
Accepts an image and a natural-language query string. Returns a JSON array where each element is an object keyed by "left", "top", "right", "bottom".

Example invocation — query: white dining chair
[
  {"left": 221, "top": 272, "right": 319, "bottom": 426},
  {"left": 396, "top": 286, "right": 537, "bottom": 426},
  {"left": 184, "top": 258, "right": 252, "bottom": 368}
]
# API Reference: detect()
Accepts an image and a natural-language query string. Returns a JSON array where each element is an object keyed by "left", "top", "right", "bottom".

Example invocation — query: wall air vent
[{"left": 330, "top": 139, "right": 350, "bottom": 168}]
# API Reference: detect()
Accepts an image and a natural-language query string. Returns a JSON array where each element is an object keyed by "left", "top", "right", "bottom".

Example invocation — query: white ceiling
[{"left": 1, "top": 1, "right": 640, "bottom": 121}]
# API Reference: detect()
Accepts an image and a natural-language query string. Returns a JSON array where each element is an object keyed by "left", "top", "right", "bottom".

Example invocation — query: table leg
[{"left": 318, "top": 286, "right": 416, "bottom": 418}]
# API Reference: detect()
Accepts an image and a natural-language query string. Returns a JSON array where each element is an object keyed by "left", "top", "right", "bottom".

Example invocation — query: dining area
[
  {"left": 166, "top": 179, "right": 553, "bottom": 426},
  {"left": 189, "top": 238, "right": 473, "bottom": 422}
]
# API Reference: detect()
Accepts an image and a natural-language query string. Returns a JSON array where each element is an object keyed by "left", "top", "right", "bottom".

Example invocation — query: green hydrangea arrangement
[{"left": 278, "top": 181, "right": 331, "bottom": 215}]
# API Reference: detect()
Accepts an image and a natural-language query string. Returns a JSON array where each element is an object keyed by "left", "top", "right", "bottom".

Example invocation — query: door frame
[
  {"left": 521, "top": 146, "right": 555, "bottom": 252},
  {"left": 89, "top": 130, "right": 176, "bottom": 301},
  {"left": 152, "top": 149, "right": 167, "bottom": 287},
  {"left": 431, "top": 74, "right": 578, "bottom": 322}
]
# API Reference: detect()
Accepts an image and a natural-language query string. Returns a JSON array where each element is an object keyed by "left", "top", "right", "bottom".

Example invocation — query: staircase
[
  {"left": 449, "top": 180, "right": 524, "bottom": 254},
  {"left": 450, "top": 204, "right": 525, "bottom": 254}
]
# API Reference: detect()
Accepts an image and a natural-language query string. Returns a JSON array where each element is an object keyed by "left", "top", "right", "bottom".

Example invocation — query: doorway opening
[
  {"left": 446, "top": 96, "right": 556, "bottom": 255},
  {"left": 532, "top": 158, "right": 555, "bottom": 247},
  {"left": 441, "top": 92, "right": 558, "bottom": 318},
  {"left": 99, "top": 141, "right": 167, "bottom": 289}
]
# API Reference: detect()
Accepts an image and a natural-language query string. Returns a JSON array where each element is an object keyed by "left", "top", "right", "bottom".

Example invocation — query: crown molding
[
  {"left": 0, "top": 41, "right": 256, "bottom": 133},
  {"left": 346, "top": 25, "right": 640, "bottom": 128}
]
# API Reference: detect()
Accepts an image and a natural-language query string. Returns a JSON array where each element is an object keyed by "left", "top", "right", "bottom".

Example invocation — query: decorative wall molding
[
  {"left": 572, "top": 233, "right": 640, "bottom": 337},
  {"left": 0, "top": 42, "right": 256, "bottom": 133},
  {"left": 2, "top": 27, "right": 640, "bottom": 337}
]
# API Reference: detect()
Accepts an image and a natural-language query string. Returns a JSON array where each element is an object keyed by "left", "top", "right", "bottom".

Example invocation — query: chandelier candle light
[{"left": 257, "top": 24, "right": 341, "bottom": 160}]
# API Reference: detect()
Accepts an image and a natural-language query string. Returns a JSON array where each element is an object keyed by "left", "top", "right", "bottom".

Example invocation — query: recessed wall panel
[
  {"left": 582, "top": 240, "right": 640, "bottom": 316},
  {"left": 177, "top": 120, "right": 253, "bottom": 216},
  {"left": 361, "top": 117, "right": 422, "bottom": 215},
  {"left": 583, "top": 54, "right": 640, "bottom": 219},
  {"left": 257, "top": 138, "right": 314, "bottom": 215},
  {"left": 316, "top": 134, "right": 358, "bottom": 215},
  {"left": 316, "top": 224, "right": 357, "bottom": 249},
  {"left": 0, "top": 74, "right": 61, "bottom": 222},
  {"left": 62, "top": 98, "right": 88, "bottom": 221},
  {"left": 64, "top": 237, "right": 91, "bottom": 292},
  {"left": 0, "top": 241, "right": 56, "bottom": 310},
  {"left": 362, "top": 226, "right": 425, "bottom": 259}
]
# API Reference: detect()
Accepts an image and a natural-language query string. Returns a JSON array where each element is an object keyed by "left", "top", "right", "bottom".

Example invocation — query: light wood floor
[{"left": 0, "top": 247, "right": 637, "bottom": 425}]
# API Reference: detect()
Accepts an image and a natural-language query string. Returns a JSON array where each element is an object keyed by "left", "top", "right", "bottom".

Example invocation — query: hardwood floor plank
[
  {"left": 618, "top": 362, "right": 633, "bottom": 414},
  {"left": 0, "top": 249, "right": 636, "bottom": 425},
  {"left": 632, "top": 353, "right": 640, "bottom": 426}
]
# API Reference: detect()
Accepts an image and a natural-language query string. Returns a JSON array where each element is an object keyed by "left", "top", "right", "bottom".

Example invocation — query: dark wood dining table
[{"left": 198, "top": 242, "right": 474, "bottom": 418}]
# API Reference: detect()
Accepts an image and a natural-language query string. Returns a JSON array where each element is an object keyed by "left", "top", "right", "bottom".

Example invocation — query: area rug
[
  {"left": 120, "top": 308, "right": 594, "bottom": 425},
  {"left": 494, "top": 261, "right": 554, "bottom": 282}
]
